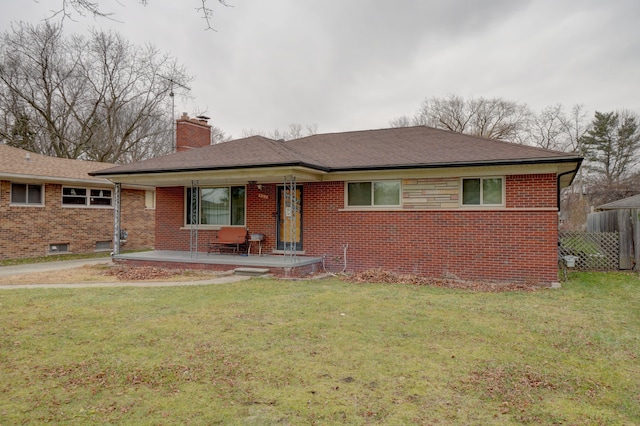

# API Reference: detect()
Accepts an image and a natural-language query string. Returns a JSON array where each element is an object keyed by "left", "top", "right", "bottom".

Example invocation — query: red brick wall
[
  {"left": 506, "top": 174, "right": 556, "bottom": 208},
  {"left": 120, "top": 188, "right": 156, "bottom": 250},
  {"left": 156, "top": 187, "right": 190, "bottom": 251},
  {"left": 302, "top": 177, "right": 558, "bottom": 283},
  {"left": 154, "top": 173, "right": 559, "bottom": 283},
  {"left": 176, "top": 117, "right": 211, "bottom": 152},
  {"left": 246, "top": 184, "right": 279, "bottom": 253},
  {"left": 0, "top": 181, "right": 154, "bottom": 260}
]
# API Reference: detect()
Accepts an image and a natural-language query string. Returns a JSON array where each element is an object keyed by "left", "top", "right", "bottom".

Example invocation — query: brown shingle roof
[
  {"left": 91, "top": 126, "right": 582, "bottom": 176},
  {"left": 0, "top": 144, "right": 113, "bottom": 183},
  {"left": 92, "top": 135, "right": 312, "bottom": 175},
  {"left": 286, "top": 127, "right": 579, "bottom": 170}
]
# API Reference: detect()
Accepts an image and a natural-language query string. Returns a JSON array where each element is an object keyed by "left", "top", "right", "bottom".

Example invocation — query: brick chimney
[{"left": 175, "top": 112, "right": 212, "bottom": 152}]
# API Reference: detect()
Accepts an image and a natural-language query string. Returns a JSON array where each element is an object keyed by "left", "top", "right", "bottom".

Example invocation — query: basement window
[
  {"left": 48, "top": 243, "right": 70, "bottom": 254},
  {"left": 95, "top": 241, "right": 112, "bottom": 251}
]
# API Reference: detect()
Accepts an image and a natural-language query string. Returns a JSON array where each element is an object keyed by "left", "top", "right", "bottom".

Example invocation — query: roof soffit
[{"left": 101, "top": 166, "right": 327, "bottom": 187}]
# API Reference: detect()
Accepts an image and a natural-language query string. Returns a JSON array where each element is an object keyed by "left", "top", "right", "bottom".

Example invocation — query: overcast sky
[{"left": 2, "top": 0, "right": 639, "bottom": 138}]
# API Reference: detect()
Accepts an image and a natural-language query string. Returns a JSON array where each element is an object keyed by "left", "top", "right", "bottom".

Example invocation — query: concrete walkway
[{"left": 0, "top": 258, "right": 251, "bottom": 290}]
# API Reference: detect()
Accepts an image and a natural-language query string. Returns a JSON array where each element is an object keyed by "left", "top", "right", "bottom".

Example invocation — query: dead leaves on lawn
[
  {"left": 102, "top": 265, "right": 178, "bottom": 281},
  {"left": 343, "top": 268, "right": 543, "bottom": 292},
  {"left": 101, "top": 265, "right": 219, "bottom": 281}
]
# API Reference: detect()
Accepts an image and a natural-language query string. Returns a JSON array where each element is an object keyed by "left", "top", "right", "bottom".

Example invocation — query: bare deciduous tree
[
  {"left": 394, "top": 95, "right": 532, "bottom": 141},
  {"left": 389, "top": 115, "right": 415, "bottom": 128},
  {"left": 392, "top": 97, "right": 591, "bottom": 155},
  {"left": 522, "top": 103, "right": 589, "bottom": 152},
  {"left": 46, "top": 0, "right": 232, "bottom": 31},
  {"left": 241, "top": 123, "right": 319, "bottom": 141},
  {"left": 524, "top": 104, "right": 568, "bottom": 151},
  {"left": 210, "top": 124, "right": 232, "bottom": 144},
  {"left": 0, "top": 22, "right": 192, "bottom": 163}
]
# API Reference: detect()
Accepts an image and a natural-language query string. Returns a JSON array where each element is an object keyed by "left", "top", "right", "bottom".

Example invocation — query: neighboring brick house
[
  {"left": 92, "top": 117, "right": 582, "bottom": 284},
  {"left": 0, "top": 144, "right": 155, "bottom": 260}
]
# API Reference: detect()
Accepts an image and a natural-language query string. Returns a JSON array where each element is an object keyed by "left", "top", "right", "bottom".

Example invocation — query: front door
[{"left": 276, "top": 186, "right": 302, "bottom": 251}]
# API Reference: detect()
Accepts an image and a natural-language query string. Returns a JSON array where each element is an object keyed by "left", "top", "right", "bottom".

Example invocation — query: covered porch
[
  {"left": 108, "top": 166, "right": 323, "bottom": 258},
  {"left": 113, "top": 250, "right": 324, "bottom": 277}
]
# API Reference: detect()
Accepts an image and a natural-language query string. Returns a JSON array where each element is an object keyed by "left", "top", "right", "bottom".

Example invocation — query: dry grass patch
[
  {"left": 0, "top": 264, "right": 116, "bottom": 285},
  {"left": 0, "top": 264, "right": 225, "bottom": 285}
]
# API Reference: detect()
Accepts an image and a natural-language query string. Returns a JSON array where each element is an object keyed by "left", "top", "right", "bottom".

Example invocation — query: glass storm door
[{"left": 276, "top": 186, "right": 302, "bottom": 251}]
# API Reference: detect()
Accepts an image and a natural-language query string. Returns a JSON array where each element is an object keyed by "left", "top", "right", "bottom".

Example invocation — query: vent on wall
[
  {"left": 48, "top": 243, "right": 70, "bottom": 254},
  {"left": 95, "top": 241, "right": 112, "bottom": 251}
]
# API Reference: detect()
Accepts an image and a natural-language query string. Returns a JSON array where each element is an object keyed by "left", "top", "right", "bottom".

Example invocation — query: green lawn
[{"left": 0, "top": 272, "right": 638, "bottom": 425}]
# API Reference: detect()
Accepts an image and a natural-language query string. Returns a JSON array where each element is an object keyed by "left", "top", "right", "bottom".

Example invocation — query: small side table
[{"left": 248, "top": 233, "right": 264, "bottom": 256}]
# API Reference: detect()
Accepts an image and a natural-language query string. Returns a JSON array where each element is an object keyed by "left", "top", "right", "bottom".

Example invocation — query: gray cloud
[{"left": 1, "top": 0, "right": 639, "bottom": 137}]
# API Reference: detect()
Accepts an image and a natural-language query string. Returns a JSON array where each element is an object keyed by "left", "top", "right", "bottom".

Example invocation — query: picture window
[{"left": 186, "top": 186, "right": 246, "bottom": 226}]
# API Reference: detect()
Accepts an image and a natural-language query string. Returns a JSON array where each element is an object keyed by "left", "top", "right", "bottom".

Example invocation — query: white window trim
[
  {"left": 460, "top": 176, "right": 505, "bottom": 208},
  {"left": 61, "top": 186, "right": 113, "bottom": 208},
  {"left": 10, "top": 182, "right": 45, "bottom": 207},
  {"left": 184, "top": 185, "right": 247, "bottom": 227},
  {"left": 344, "top": 180, "right": 402, "bottom": 209}
]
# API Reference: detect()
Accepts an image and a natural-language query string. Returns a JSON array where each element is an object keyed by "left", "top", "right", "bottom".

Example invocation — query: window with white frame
[
  {"left": 11, "top": 183, "right": 43, "bottom": 205},
  {"left": 62, "top": 187, "right": 112, "bottom": 207},
  {"left": 346, "top": 180, "right": 401, "bottom": 207},
  {"left": 186, "top": 186, "right": 246, "bottom": 226},
  {"left": 461, "top": 177, "right": 504, "bottom": 206}
]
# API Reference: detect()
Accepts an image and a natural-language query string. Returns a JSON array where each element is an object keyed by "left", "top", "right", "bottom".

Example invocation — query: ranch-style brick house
[
  {"left": 92, "top": 115, "right": 582, "bottom": 284},
  {"left": 0, "top": 144, "right": 155, "bottom": 260}
]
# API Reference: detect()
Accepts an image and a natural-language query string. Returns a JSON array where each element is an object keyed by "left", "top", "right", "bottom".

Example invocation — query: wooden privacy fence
[
  {"left": 587, "top": 208, "right": 639, "bottom": 270},
  {"left": 559, "top": 231, "right": 620, "bottom": 271}
]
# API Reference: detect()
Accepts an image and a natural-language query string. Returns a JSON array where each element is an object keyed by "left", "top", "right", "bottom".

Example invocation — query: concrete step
[{"left": 234, "top": 267, "right": 270, "bottom": 277}]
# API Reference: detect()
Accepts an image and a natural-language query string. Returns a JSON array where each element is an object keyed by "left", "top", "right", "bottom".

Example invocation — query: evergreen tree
[{"left": 580, "top": 111, "right": 640, "bottom": 187}]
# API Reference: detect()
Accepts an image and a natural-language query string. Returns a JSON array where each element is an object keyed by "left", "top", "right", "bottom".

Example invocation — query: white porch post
[{"left": 113, "top": 182, "right": 122, "bottom": 255}]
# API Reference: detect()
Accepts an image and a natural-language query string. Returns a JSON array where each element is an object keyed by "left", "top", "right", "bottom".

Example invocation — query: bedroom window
[
  {"left": 11, "top": 183, "right": 43, "bottom": 205},
  {"left": 186, "top": 186, "right": 246, "bottom": 226},
  {"left": 347, "top": 180, "right": 401, "bottom": 207},
  {"left": 462, "top": 177, "right": 504, "bottom": 206}
]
